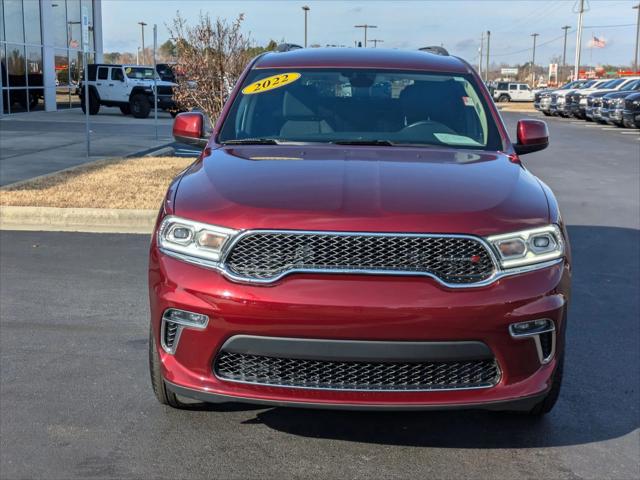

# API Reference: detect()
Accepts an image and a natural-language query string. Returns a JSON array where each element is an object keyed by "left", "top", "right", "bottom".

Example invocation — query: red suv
[{"left": 149, "top": 48, "right": 570, "bottom": 415}]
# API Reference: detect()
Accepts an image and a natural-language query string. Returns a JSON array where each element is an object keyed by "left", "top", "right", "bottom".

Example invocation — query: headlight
[
  {"left": 486, "top": 225, "right": 565, "bottom": 269},
  {"left": 158, "top": 216, "right": 238, "bottom": 263},
  {"left": 557, "top": 96, "right": 565, "bottom": 104},
  {"left": 632, "top": 100, "right": 640, "bottom": 106}
]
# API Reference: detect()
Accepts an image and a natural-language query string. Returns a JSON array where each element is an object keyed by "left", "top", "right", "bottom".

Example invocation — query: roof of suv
[{"left": 254, "top": 48, "right": 470, "bottom": 74}]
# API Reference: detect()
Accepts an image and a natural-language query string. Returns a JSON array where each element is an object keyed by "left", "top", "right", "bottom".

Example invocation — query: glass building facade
[{"left": 0, "top": 0, "right": 102, "bottom": 114}]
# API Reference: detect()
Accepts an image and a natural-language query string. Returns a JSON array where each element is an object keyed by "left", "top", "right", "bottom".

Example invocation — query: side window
[
  {"left": 497, "top": 82, "right": 508, "bottom": 90},
  {"left": 509, "top": 84, "right": 517, "bottom": 91},
  {"left": 111, "top": 68, "right": 124, "bottom": 81},
  {"left": 97, "top": 67, "right": 108, "bottom": 80},
  {"left": 519, "top": 84, "right": 529, "bottom": 90}
]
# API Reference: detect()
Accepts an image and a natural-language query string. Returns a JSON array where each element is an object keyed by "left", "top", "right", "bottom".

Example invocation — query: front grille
[
  {"left": 214, "top": 352, "right": 500, "bottom": 391},
  {"left": 225, "top": 232, "right": 495, "bottom": 284},
  {"left": 157, "top": 86, "right": 173, "bottom": 96}
]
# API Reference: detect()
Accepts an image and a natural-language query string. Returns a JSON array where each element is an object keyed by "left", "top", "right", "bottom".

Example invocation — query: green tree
[
  {"left": 103, "top": 52, "right": 121, "bottom": 64},
  {"left": 159, "top": 40, "right": 176, "bottom": 61}
]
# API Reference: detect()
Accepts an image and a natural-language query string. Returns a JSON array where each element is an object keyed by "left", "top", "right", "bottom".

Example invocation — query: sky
[{"left": 102, "top": 0, "right": 639, "bottom": 67}]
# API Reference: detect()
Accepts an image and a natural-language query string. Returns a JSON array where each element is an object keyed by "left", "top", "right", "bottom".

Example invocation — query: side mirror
[
  {"left": 172, "top": 112, "right": 208, "bottom": 147},
  {"left": 514, "top": 119, "right": 549, "bottom": 155}
]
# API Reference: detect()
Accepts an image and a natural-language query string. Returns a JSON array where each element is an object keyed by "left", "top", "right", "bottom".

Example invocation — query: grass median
[{"left": 0, "top": 156, "right": 193, "bottom": 210}]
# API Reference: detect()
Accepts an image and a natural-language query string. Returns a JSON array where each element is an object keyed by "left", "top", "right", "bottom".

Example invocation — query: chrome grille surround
[
  {"left": 214, "top": 351, "right": 501, "bottom": 391},
  {"left": 224, "top": 230, "right": 497, "bottom": 286}
]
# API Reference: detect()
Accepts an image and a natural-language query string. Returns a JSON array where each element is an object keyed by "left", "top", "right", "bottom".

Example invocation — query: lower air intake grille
[
  {"left": 214, "top": 352, "right": 500, "bottom": 391},
  {"left": 539, "top": 331, "right": 553, "bottom": 360},
  {"left": 163, "top": 321, "right": 179, "bottom": 349}
]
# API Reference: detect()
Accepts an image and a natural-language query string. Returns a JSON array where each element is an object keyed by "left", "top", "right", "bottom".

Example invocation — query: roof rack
[
  {"left": 276, "top": 43, "right": 303, "bottom": 52},
  {"left": 419, "top": 46, "right": 449, "bottom": 56}
]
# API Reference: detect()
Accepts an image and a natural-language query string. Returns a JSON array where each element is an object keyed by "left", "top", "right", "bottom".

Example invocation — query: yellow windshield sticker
[
  {"left": 124, "top": 67, "right": 132, "bottom": 74},
  {"left": 242, "top": 72, "right": 301, "bottom": 94}
]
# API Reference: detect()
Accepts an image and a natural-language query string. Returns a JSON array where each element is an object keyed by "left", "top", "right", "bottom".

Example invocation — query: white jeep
[
  {"left": 493, "top": 82, "right": 534, "bottom": 102},
  {"left": 80, "top": 64, "right": 177, "bottom": 118}
]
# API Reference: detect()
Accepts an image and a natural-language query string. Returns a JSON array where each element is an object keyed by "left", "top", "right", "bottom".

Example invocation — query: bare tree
[{"left": 167, "top": 12, "right": 251, "bottom": 123}]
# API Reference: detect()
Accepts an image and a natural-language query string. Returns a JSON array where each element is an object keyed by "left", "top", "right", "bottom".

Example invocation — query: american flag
[{"left": 591, "top": 36, "right": 606, "bottom": 48}]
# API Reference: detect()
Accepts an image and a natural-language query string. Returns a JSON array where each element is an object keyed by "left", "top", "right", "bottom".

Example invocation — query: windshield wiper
[
  {"left": 331, "top": 139, "right": 395, "bottom": 146},
  {"left": 222, "top": 138, "right": 280, "bottom": 145}
]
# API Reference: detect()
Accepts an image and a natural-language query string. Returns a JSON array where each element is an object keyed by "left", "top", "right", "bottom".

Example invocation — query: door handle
[
  {"left": 96, "top": 83, "right": 102, "bottom": 86},
  {"left": 108, "top": 83, "right": 114, "bottom": 86}
]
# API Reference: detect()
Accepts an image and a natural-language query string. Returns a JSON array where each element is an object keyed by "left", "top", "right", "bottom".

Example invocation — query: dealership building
[{"left": 0, "top": 0, "right": 103, "bottom": 114}]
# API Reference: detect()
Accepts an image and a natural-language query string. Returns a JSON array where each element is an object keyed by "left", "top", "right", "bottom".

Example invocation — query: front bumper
[
  {"left": 149, "top": 241, "right": 570, "bottom": 410},
  {"left": 585, "top": 106, "right": 595, "bottom": 119},
  {"left": 622, "top": 109, "right": 640, "bottom": 127},
  {"left": 553, "top": 101, "right": 571, "bottom": 116}
]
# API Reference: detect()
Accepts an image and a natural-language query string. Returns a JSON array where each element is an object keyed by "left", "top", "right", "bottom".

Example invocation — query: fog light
[
  {"left": 162, "top": 308, "right": 209, "bottom": 329},
  {"left": 509, "top": 318, "right": 553, "bottom": 336},
  {"left": 509, "top": 319, "right": 556, "bottom": 364}
]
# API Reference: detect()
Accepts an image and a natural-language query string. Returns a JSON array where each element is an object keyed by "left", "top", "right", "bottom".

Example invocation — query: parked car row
[{"left": 534, "top": 77, "right": 640, "bottom": 128}]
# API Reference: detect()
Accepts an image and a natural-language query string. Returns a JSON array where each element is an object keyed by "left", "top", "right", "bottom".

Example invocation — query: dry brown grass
[{"left": 0, "top": 156, "right": 193, "bottom": 209}]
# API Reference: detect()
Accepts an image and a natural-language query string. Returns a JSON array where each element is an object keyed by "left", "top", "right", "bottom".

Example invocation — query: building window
[
  {"left": 1, "top": 0, "right": 96, "bottom": 113},
  {"left": 23, "top": 0, "right": 41, "bottom": 45},
  {"left": 3, "top": 0, "right": 24, "bottom": 44}
]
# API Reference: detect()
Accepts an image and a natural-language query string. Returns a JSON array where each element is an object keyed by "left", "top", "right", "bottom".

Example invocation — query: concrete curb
[
  {"left": 0, "top": 206, "right": 157, "bottom": 234},
  {"left": 497, "top": 105, "right": 536, "bottom": 113}
]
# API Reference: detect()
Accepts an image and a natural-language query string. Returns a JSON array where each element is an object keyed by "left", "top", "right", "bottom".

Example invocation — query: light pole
[
  {"left": 302, "top": 6, "right": 310, "bottom": 48},
  {"left": 355, "top": 24, "right": 377, "bottom": 48},
  {"left": 368, "top": 39, "right": 383, "bottom": 48},
  {"left": 530, "top": 33, "right": 539, "bottom": 86},
  {"left": 561, "top": 25, "right": 570, "bottom": 82},
  {"left": 138, "top": 21, "right": 147, "bottom": 64},
  {"left": 478, "top": 32, "right": 484, "bottom": 79},
  {"left": 573, "top": 0, "right": 586, "bottom": 80},
  {"left": 634, "top": 3, "right": 640, "bottom": 73},
  {"left": 485, "top": 30, "right": 491, "bottom": 82}
]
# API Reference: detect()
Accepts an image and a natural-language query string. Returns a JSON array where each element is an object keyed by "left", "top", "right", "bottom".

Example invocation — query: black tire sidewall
[{"left": 130, "top": 94, "right": 151, "bottom": 118}]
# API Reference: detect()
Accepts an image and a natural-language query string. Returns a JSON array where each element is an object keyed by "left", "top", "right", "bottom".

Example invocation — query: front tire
[
  {"left": 130, "top": 94, "right": 151, "bottom": 119},
  {"left": 148, "top": 327, "right": 186, "bottom": 408},
  {"left": 497, "top": 94, "right": 510, "bottom": 103}
]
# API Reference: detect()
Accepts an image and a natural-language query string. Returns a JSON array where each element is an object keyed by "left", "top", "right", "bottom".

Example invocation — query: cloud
[{"left": 454, "top": 38, "right": 476, "bottom": 51}]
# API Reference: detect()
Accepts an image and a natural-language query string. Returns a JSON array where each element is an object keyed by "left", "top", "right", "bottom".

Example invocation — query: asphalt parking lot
[{"left": 0, "top": 112, "right": 638, "bottom": 479}]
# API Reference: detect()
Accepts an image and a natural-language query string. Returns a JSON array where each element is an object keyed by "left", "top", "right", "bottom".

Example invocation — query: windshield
[
  {"left": 621, "top": 79, "right": 640, "bottom": 91},
  {"left": 218, "top": 68, "right": 502, "bottom": 150},
  {"left": 124, "top": 67, "right": 158, "bottom": 80},
  {"left": 599, "top": 79, "right": 624, "bottom": 89}
]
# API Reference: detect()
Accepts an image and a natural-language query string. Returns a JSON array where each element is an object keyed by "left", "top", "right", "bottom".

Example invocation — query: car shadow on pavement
[{"left": 190, "top": 225, "right": 640, "bottom": 448}]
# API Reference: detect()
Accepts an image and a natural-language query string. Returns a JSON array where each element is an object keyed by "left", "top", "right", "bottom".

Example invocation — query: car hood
[
  {"left": 173, "top": 146, "right": 550, "bottom": 236},
  {"left": 589, "top": 89, "right": 617, "bottom": 98}
]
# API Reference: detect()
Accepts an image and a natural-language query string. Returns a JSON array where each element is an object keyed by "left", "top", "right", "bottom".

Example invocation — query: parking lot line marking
[
  {"left": 602, "top": 127, "right": 620, "bottom": 130},
  {"left": 619, "top": 131, "right": 640, "bottom": 135}
]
